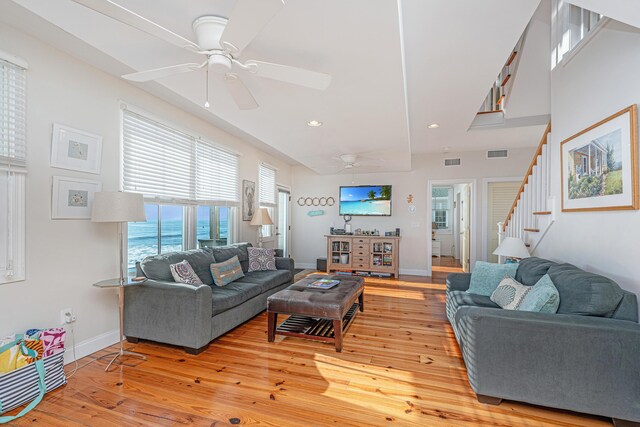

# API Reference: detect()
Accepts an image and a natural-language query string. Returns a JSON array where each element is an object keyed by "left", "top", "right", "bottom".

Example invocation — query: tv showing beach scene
[{"left": 339, "top": 185, "right": 392, "bottom": 216}]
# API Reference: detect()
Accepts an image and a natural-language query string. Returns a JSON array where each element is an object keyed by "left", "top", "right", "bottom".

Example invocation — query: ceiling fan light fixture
[
  {"left": 428, "top": 123, "right": 440, "bottom": 129},
  {"left": 307, "top": 120, "right": 323, "bottom": 127}
]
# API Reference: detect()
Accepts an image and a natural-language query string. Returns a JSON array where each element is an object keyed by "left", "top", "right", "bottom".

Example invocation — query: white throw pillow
[{"left": 490, "top": 275, "right": 532, "bottom": 310}]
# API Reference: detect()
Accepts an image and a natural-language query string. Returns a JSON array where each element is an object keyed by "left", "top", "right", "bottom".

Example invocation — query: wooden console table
[{"left": 325, "top": 235, "right": 400, "bottom": 277}]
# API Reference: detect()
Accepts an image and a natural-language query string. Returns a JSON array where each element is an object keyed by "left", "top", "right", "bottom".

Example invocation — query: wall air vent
[
  {"left": 444, "top": 158, "right": 461, "bottom": 166},
  {"left": 487, "top": 149, "right": 509, "bottom": 159}
]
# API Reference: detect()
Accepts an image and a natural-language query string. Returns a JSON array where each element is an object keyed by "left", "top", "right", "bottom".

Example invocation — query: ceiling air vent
[
  {"left": 487, "top": 149, "right": 509, "bottom": 159},
  {"left": 444, "top": 158, "right": 461, "bottom": 166}
]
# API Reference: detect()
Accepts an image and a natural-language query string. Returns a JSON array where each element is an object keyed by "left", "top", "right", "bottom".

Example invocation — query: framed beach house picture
[{"left": 561, "top": 105, "right": 639, "bottom": 212}]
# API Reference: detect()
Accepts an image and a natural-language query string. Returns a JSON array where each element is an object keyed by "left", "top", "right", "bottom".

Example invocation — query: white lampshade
[
  {"left": 493, "top": 237, "right": 530, "bottom": 259},
  {"left": 249, "top": 207, "right": 273, "bottom": 226},
  {"left": 91, "top": 191, "right": 146, "bottom": 223}
]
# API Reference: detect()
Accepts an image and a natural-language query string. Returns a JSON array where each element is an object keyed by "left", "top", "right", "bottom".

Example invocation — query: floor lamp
[
  {"left": 250, "top": 207, "right": 273, "bottom": 248},
  {"left": 92, "top": 191, "right": 147, "bottom": 371}
]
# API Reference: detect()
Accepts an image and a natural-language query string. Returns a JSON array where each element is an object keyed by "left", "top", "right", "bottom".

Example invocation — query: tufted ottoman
[{"left": 266, "top": 274, "right": 364, "bottom": 352}]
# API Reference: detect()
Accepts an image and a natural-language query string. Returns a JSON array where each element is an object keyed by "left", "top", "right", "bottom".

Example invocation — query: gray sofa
[
  {"left": 124, "top": 243, "right": 294, "bottom": 354},
  {"left": 446, "top": 257, "right": 640, "bottom": 426}
]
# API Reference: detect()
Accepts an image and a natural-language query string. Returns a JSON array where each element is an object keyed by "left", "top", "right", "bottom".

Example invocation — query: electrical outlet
[{"left": 60, "top": 308, "right": 76, "bottom": 325}]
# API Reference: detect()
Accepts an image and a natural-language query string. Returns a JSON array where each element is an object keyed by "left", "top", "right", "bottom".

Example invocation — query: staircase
[
  {"left": 471, "top": 32, "right": 527, "bottom": 128},
  {"left": 498, "top": 123, "right": 554, "bottom": 256}
]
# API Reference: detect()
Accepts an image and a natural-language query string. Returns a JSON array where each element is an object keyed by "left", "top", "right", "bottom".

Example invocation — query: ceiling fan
[
  {"left": 332, "top": 154, "right": 381, "bottom": 173},
  {"left": 70, "top": 0, "right": 332, "bottom": 110}
]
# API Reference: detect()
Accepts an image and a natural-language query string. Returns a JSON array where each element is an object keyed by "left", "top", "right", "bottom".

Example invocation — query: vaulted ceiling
[{"left": 3, "top": 0, "right": 546, "bottom": 174}]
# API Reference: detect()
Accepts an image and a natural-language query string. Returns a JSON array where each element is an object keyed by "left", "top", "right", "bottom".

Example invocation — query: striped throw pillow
[{"left": 210, "top": 256, "right": 245, "bottom": 287}]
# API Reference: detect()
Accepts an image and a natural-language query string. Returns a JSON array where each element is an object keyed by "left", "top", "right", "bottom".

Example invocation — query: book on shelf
[{"left": 307, "top": 279, "right": 340, "bottom": 289}]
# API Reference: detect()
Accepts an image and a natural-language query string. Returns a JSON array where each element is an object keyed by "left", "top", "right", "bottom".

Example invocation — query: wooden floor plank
[{"left": 5, "top": 267, "right": 612, "bottom": 426}]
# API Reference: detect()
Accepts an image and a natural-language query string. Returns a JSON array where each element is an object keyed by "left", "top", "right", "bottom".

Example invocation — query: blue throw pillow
[
  {"left": 466, "top": 261, "right": 519, "bottom": 296},
  {"left": 518, "top": 274, "right": 560, "bottom": 313}
]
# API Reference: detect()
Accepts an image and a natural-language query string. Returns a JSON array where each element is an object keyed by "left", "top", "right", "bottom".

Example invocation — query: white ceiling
[{"left": 4, "top": 0, "right": 546, "bottom": 173}]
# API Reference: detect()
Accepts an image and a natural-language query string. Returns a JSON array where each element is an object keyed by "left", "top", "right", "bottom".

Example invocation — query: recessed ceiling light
[
  {"left": 427, "top": 123, "right": 440, "bottom": 129},
  {"left": 307, "top": 120, "right": 323, "bottom": 127}
]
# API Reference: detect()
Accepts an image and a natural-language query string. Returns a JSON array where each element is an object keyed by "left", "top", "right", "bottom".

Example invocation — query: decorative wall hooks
[{"left": 297, "top": 196, "right": 335, "bottom": 207}]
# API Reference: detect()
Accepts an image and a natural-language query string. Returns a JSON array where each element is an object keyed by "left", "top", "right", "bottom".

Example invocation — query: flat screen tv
[{"left": 339, "top": 185, "right": 392, "bottom": 216}]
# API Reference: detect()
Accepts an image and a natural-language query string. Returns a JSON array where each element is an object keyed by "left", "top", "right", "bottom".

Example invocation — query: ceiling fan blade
[
  {"left": 122, "top": 62, "right": 205, "bottom": 82},
  {"left": 220, "top": 0, "right": 284, "bottom": 54},
  {"left": 245, "top": 60, "right": 331, "bottom": 90},
  {"left": 224, "top": 73, "right": 259, "bottom": 110},
  {"left": 71, "top": 0, "right": 200, "bottom": 51}
]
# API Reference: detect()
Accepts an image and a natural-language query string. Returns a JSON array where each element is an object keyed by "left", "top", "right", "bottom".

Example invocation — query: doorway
[
  {"left": 428, "top": 179, "right": 476, "bottom": 277},
  {"left": 482, "top": 177, "right": 521, "bottom": 262},
  {"left": 486, "top": 181, "right": 520, "bottom": 262},
  {"left": 277, "top": 187, "right": 291, "bottom": 257}
]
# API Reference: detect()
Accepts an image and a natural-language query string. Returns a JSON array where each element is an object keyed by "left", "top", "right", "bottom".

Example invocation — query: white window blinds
[
  {"left": 122, "top": 109, "right": 239, "bottom": 205},
  {"left": 0, "top": 59, "right": 27, "bottom": 170},
  {"left": 0, "top": 55, "right": 27, "bottom": 284},
  {"left": 259, "top": 163, "right": 277, "bottom": 206},
  {"left": 196, "top": 140, "right": 239, "bottom": 203}
]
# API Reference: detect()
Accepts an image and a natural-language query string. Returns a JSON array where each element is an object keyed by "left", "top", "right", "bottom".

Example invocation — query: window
[
  {"left": 0, "top": 56, "right": 27, "bottom": 284},
  {"left": 551, "top": 0, "right": 604, "bottom": 68},
  {"left": 196, "top": 205, "right": 230, "bottom": 247},
  {"left": 432, "top": 187, "right": 452, "bottom": 231},
  {"left": 258, "top": 163, "right": 277, "bottom": 238},
  {"left": 123, "top": 108, "right": 240, "bottom": 268}
]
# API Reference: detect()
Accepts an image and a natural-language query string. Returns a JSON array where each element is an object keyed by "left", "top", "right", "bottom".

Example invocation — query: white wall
[
  {"left": 534, "top": 19, "right": 640, "bottom": 302},
  {"left": 0, "top": 24, "right": 291, "bottom": 356},
  {"left": 291, "top": 148, "right": 534, "bottom": 275}
]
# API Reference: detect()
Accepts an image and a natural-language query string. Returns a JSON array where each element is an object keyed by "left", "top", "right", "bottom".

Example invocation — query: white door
[
  {"left": 487, "top": 181, "right": 520, "bottom": 263},
  {"left": 462, "top": 185, "right": 471, "bottom": 272},
  {"left": 277, "top": 188, "right": 291, "bottom": 257}
]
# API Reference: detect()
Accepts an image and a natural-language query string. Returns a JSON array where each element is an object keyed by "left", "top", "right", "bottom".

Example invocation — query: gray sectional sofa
[
  {"left": 123, "top": 243, "right": 294, "bottom": 354},
  {"left": 446, "top": 257, "right": 640, "bottom": 426}
]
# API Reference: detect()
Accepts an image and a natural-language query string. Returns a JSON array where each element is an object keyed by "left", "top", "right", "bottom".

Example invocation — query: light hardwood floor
[{"left": 6, "top": 273, "right": 610, "bottom": 426}]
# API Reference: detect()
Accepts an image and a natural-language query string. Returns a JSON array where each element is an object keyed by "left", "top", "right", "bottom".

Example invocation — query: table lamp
[
  {"left": 91, "top": 191, "right": 146, "bottom": 370},
  {"left": 493, "top": 237, "right": 530, "bottom": 263},
  {"left": 250, "top": 207, "right": 273, "bottom": 248}
]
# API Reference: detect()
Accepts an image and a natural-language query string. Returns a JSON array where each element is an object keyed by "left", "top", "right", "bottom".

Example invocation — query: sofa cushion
[
  {"left": 210, "top": 282, "right": 263, "bottom": 316},
  {"left": 247, "top": 247, "right": 277, "bottom": 272},
  {"left": 490, "top": 275, "right": 531, "bottom": 310},
  {"left": 141, "top": 249, "right": 215, "bottom": 285},
  {"left": 446, "top": 290, "right": 499, "bottom": 325},
  {"left": 235, "top": 269, "right": 292, "bottom": 293},
  {"left": 515, "top": 257, "right": 558, "bottom": 286},
  {"left": 210, "top": 256, "right": 245, "bottom": 287},
  {"left": 209, "top": 243, "right": 252, "bottom": 273},
  {"left": 467, "top": 261, "right": 518, "bottom": 296},
  {"left": 169, "top": 260, "right": 203, "bottom": 286},
  {"left": 518, "top": 274, "right": 560, "bottom": 313},
  {"left": 547, "top": 264, "right": 624, "bottom": 317}
]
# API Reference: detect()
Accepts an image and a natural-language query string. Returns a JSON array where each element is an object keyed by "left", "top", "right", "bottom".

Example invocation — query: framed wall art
[
  {"left": 52, "top": 176, "right": 102, "bottom": 219},
  {"left": 51, "top": 123, "right": 103, "bottom": 174},
  {"left": 242, "top": 179, "right": 256, "bottom": 221},
  {"left": 561, "top": 105, "right": 638, "bottom": 212}
]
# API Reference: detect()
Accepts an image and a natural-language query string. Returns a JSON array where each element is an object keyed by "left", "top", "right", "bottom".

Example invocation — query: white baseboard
[
  {"left": 399, "top": 268, "right": 430, "bottom": 276},
  {"left": 295, "top": 263, "right": 317, "bottom": 269},
  {"left": 64, "top": 328, "right": 119, "bottom": 365}
]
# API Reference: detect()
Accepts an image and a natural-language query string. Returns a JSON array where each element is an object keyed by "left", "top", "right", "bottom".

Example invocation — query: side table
[{"left": 93, "top": 278, "right": 147, "bottom": 371}]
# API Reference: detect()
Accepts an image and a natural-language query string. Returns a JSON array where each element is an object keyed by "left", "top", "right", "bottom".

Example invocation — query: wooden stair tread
[
  {"left": 533, "top": 211, "right": 552, "bottom": 215},
  {"left": 500, "top": 74, "right": 511, "bottom": 87},
  {"left": 523, "top": 228, "right": 540, "bottom": 232},
  {"left": 477, "top": 110, "right": 503, "bottom": 115},
  {"left": 505, "top": 51, "right": 518, "bottom": 66}
]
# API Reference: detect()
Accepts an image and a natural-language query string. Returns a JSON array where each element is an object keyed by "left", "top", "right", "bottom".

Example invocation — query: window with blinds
[
  {"left": 122, "top": 109, "right": 239, "bottom": 205},
  {"left": 259, "top": 163, "right": 277, "bottom": 207},
  {"left": 0, "top": 58, "right": 26, "bottom": 169},
  {"left": 0, "top": 56, "right": 27, "bottom": 284}
]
